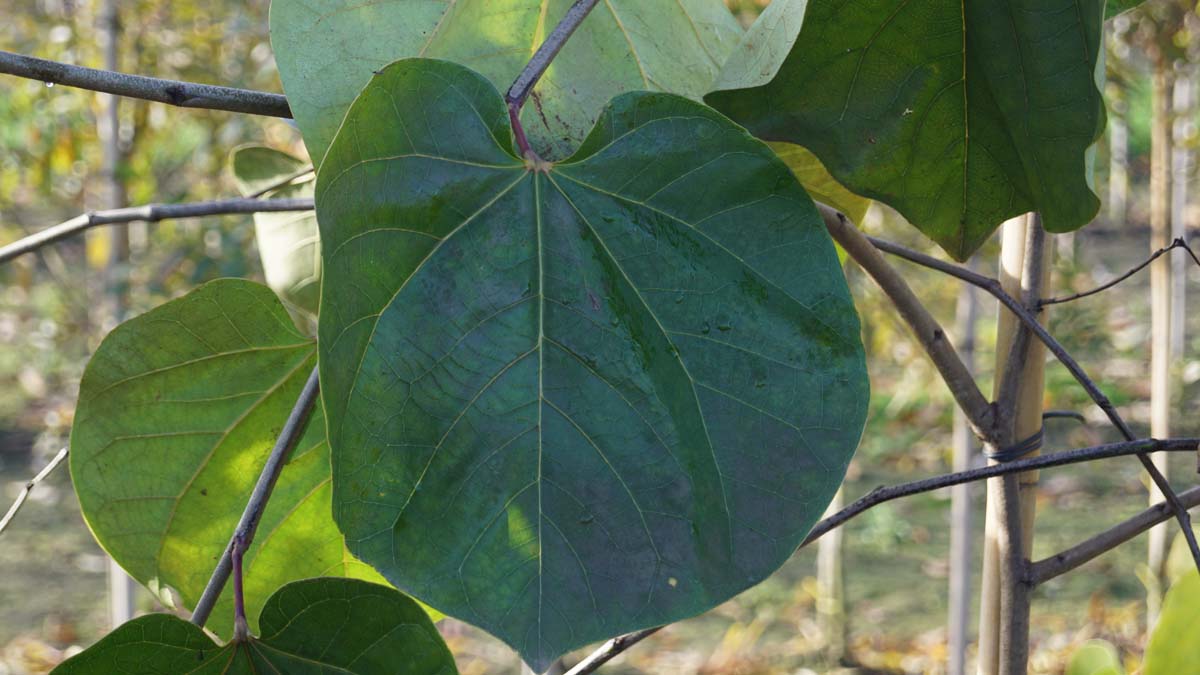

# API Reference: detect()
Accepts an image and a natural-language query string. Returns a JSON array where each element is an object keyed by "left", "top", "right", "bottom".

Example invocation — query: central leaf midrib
[
  {"left": 533, "top": 170, "right": 547, "bottom": 658},
  {"left": 543, "top": 171, "right": 736, "bottom": 560}
]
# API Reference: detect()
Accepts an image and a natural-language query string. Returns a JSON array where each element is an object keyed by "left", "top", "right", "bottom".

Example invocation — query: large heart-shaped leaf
[
  {"left": 705, "top": 0, "right": 1106, "bottom": 260},
  {"left": 231, "top": 146, "right": 321, "bottom": 319},
  {"left": 51, "top": 578, "right": 457, "bottom": 674},
  {"left": 269, "top": 0, "right": 743, "bottom": 163},
  {"left": 70, "top": 279, "right": 388, "bottom": 638},
  {"left": 317, "top": 58, "right": 868, "bottom": 670}
]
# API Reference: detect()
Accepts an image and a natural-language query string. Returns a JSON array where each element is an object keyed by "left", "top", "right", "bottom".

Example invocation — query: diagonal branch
[
  {"left": 564, "top": 436, "right": 1199, "bottom": 674},
  {"left": 1030, "top": 485, "right": 1200, "bottom": 584},
  {"left": 190, "top": 366, "right": 320, "bottom": 628},
  {"left": 817, "top": 204, "right": 998, "bottom": 442},
  {"left": 0, "top": 197, "right": 314, "bottom": 265},
  {"left": 0, "top": 447, "right": 69, "bottom": 538},
  {"left": 0, "top": 50, "right": 291, "bottom": 117},
  {"left": 865, "top": 230, "right": 1200, "bottom": 570}
]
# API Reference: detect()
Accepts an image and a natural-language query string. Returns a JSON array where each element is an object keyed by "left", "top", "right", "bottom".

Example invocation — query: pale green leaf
[
  {"left": 69, "top": 279, "right": 389, "bottom": 638},
  {"left": 317, "top": 58, "right": 868, "bottom": 671},
  {"left": 269, "top": 0, "right": 743, "bottom": 163},
  {"left": 231, "top": 145, "right": 321, "bottom": 318},
  {"left": 1144, "top": 571, "right": 1200, "bottom": 675}
]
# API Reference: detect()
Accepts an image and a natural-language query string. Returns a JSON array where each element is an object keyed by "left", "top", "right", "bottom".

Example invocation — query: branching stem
[
  {"left": 862, "top": 228, "right": 1200, "bottom": 570},
  {"left": 504, "top": 0, "right": 601, "bottom": 160},
  {"left": 190, "top": 367, "right": 320, "bottom": 628}
]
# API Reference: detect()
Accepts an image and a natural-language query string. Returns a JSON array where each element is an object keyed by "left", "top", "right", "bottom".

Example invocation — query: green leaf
[
  {"left": 1144, "top": 571, "right": 1200, "bottom": 675},
  {"left": 231, "top": 145, "right": 321, "bottom": 318},
  {"left": 317, "top": 58, "right": 868, "bottom": 671},
  {"left": 1067, "top": 639, "right": 1125, "bottom": 675},
  {"left": 705, "top": 0, "right": 1106, "bottom": 261},
  {"left": 51, "top": 578, "right": 457, "bottom": 675},
  {"left": 70, "top": 279, "right": 389, "bottom": 638},
  {"left": 269, "top": 0, "right": 743, "bottom": 163}
]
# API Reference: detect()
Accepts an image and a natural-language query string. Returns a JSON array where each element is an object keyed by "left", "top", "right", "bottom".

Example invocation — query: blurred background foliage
[{"left": 0, "top": 0, "right": 1198, "bottom": 673}]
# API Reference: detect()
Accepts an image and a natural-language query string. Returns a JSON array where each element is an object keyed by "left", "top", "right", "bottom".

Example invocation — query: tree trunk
[
  {"left": 1147, "top": 60, "right": 1173, "bottom": 626},
  {"left": 99, "top": 0, "right": 137, "bottom": 629},
  {"left": 978, "top": 215, "right": 1051, "bottom": 675},
  {"left": 818, "top": 487, "right": 847, "bottom": 663},
  {"left": 949, "top": 259, "right": 979, "bottom": 675}
]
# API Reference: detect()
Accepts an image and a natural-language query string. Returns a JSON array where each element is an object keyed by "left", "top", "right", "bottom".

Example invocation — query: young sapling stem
[{"left": 231, "top": 534, "right": 250, "bottom": 641}]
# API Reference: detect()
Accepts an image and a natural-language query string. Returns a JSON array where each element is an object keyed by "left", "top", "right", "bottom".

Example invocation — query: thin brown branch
[
  {"left": 564, "top": 437, "right": 1199, "bottom": 672},
  {"left": 0, "top": 447, "right": 68, "bottom": 538},
  {"left": 865, "top": 230, "right": 1200, "bottom": 571},
  {"left": 1041, "top": 237, "right": 1199, "bottom": 306},
  {"left": 0, "top": 197, "right": 314, "bottom": 265},
  {"left": 0, "top": 50, "right": 291, "bottom": 117},
  {"left": 1030, "top": 485, "right": 1200, "bottom": 584},
  {"left": 817, "top": 204, "right": 997, "bottom": 442},
  {"left": 190, "top": 367, "right": 320, "bottom": 628}
]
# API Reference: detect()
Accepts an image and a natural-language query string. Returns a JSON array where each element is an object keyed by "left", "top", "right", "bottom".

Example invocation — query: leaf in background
[
  {"left": 269, "top": 0, "right": 743, "bottom": 163},
  {"left": 706, "top": 0, "right": 1106, "bottom": 261},
  {"left": 231, "top": 145, "right": 321, "bottom": 319},
  {"left": 51, "top": 578, "right": 457, "bottom": 675},
  {"left": 318, "top": 58, "right": 868, "bottom": 671},
  {"left": 70, "top": 279, "right": 390, "bottom": 638},
  {"left": 770, "top": 143, "right": 872, "bottom": 228},
  {"left": 1066, "top": 639, "right": 1125, "bottom": 675},
  {"left": 1144, "top": 571, "right": 1200, "bottom": 675}
]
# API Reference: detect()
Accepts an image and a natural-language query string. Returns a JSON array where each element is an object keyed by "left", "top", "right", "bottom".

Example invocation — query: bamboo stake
[
  {"left": 817, "top": 488, "right": 847, "bottom": 662},
  {"left": 949, "top": 259, "right": 980, "bottom": 675},
  {"left": 1147, "top": 60, "right": 1173, "bottom": 625},
  {"left": 978, "top": 214, "right": 1051, "bottom": 675}
]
